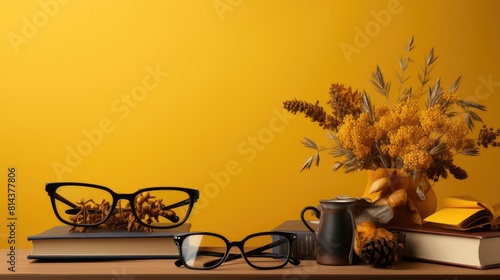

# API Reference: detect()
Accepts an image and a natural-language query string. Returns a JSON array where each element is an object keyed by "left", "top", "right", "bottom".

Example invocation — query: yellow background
[{"left": 1, "top": 0, "right": 500, "bottom": 249}]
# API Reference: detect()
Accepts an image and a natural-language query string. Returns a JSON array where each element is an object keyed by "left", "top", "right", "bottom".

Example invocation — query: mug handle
[{"left": 300, "top": 206, "right": 320, "bottom": 234}]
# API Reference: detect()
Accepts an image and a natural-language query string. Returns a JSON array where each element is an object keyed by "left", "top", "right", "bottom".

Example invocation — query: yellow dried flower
[
  {"left": 420, "top": 105, "right": 446, "bottom": 133},
  {"left": 442, "top": 91, "right": 459, "bottom": 103},
  {"left": 337, "top": 113, "right": 376, "bottom": 158},
  {"left": 396, "top": 98, "right": 421, "bottom": 127},
  {"left": 402, "top": 145, "right": 432, "bottom": 174},
  {"left": 285, "top": 38, "right": 499, "bottom": 181},
  {"left": 328, "top": 83, "right": 363, "bottom": 118},
  {"left": 374, "top": 105, "right": 399, "bottom": 140},
  {"left": 387, "top": 125, "right": 426, "bottom": 158},
  {"left": 445, "top": 116, "right": 469, "bottom": 151}
]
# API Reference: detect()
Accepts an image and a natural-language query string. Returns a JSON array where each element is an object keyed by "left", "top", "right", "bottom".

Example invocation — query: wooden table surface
[{"left": 2, "top": 249, "right": 500, "bottom": 280}]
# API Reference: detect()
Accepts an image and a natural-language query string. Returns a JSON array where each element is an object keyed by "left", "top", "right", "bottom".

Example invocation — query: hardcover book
[
  {"left": 424, "top": 196, "right": 500, "bottom": 231},
  {"left": 389, "top": 223, "right": 500, "bottom": 269},
  {"left": 272, "top": 220, "right": 316, "bottom": 260},
  {"left": 27, "top": 223, "right": 190, "bottom": 260}
]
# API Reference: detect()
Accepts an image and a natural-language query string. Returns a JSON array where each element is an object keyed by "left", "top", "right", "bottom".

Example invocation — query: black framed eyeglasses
[
  {"left": 45, "top": 182, "right": 199, "bottom": 229},
  {"left": 173, "top": 231, "right": 300, "bottom": 270}
]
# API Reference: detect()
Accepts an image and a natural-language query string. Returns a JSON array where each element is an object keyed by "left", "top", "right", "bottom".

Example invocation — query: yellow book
[{"left": 424, "top": 196, "right": 500, "bottom": 231}]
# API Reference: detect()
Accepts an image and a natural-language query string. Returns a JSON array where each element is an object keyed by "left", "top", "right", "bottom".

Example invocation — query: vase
[{"left": 362, "top": 168, "right": 437, "bottom": 226}]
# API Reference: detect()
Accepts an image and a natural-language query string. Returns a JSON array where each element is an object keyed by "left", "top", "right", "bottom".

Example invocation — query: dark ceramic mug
[{"left": 300, "top": 198, "right": 357, "bottom": 265}]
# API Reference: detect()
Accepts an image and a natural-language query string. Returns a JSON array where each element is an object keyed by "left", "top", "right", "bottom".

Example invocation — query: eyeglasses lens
[
  {"left": 181, "top": 234, "right": 227, "bottom": 269},
  {"left": 54, "top": 185, "right": 114, "bottom": 226},
  {"left": 134, "top": 189, "right": 191, "bottom": 227},
  {"left": 243, "top": 234, "right": 290, "bottom": 268}
]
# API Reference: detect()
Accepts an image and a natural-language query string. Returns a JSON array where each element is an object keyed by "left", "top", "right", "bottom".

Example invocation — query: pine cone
[{"left": 360, "top": 232, "right": 405, "bottom": 268}]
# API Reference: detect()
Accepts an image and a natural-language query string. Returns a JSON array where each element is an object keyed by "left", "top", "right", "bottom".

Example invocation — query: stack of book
[
  {"left": 390, "top": 223, "right": 500, "bottom": 269},
  {"left": 272, "top": 220, "right": 316, "bottom": 260},
  {"left": 391, "top": 196, "right": 500, "bottom": 269},
  {"left": 27, "top": 223, "right": 191, "bottom": 260}
]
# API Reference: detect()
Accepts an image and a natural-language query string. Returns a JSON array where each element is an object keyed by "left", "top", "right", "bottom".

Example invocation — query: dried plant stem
[
  {"left": 371, "top": 66, "right": 391, "bottom": 103},
  {"left": 418, "top": 48, "right": 438, "bottom": 93},
  {"left": 397, "top": 36, "right": 415, "bottom": 101}
]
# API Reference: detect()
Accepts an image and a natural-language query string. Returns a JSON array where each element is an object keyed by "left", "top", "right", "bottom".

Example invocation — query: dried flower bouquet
[
  {"left": 284, "top": 37, "right": 500, "bottom": 182},
  {"left": 284, "top": 38, "right": 500, "bottom": 224}
]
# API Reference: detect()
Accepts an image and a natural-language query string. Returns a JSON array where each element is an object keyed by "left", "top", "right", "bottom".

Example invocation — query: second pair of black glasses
[
  {"left": 174, "top": 231, "right": 300, "bottom": 270},
  {"left": 45, "top": 182, "right": 199, "bottom": 229}
]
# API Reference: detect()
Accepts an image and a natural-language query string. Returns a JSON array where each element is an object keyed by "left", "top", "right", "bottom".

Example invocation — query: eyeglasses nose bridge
[
  {"left": 226, "top": 241, "right": 248, "bottom": 261},
  {"left": 109, "top": 193, "right": 139, "bottom": 215},
  {"left": 227, "top": 240, "right": 245, "bottom": 252},
  {"left": 113, "top": 193, "right": 137, "bottom": 204}
]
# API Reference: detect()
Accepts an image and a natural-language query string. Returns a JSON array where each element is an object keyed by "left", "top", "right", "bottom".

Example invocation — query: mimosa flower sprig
[{"left": 284, "top": 37, "right": 500, "bottom": 182}]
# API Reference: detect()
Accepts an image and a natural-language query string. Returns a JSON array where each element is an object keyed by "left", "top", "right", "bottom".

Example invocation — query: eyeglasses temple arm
[
  {"left": 62, "top": 197, "right": 193, "bottom": 223},
  {"left": 59, "top": 194, "right": 192, "bottom": 212},
  {"left": 203, "top": 239, "right": 300, "bottom": 267},
  {"left": 54, "top": 193, "right": 78, "bottom": 209},
  {"left": 161, "top": 198, "right": 191, "bottom": 211},
  {"left": 156, "top": 198, "right": 195, "bottom": 223},
  {"left": 64, "top": 207, "right": 179, "bottom": 224},
  {"left": 286, "top": 255, "right": 301, "bottom": 265},
  {"left": 175, "top": 250, "right": 228, "bottom": 267},
  {"left": 64, "top": 207, "right": 181, "bottom": 224}
]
